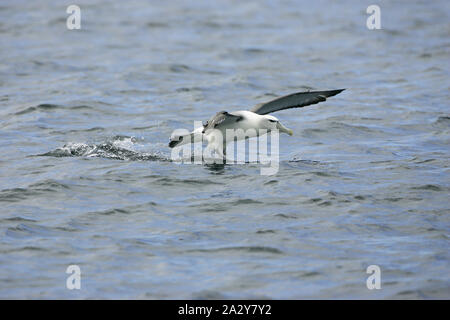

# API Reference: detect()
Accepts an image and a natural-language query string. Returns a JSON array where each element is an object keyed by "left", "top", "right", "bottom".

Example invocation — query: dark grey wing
[
  {"left": 202, "top": 111, "right": 242, "bottom": 133},
  {"left": 250, "top": 89, "right": 345, "bottom": 115}
]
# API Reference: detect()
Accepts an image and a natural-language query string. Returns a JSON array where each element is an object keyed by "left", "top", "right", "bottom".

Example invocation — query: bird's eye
[
  {"left": 268, "top": 119, "right": 276, "bottom": 123},
  {"left": 171, "top": 136, "right": 183, "bottom": 142}
]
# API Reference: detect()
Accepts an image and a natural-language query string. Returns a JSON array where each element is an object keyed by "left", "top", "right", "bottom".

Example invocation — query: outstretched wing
[
  {"left": 202, "top": 111, "right": 242, "bottom": 132},
  {"left": 250, "top": 89, "right": 345, "bottom": 115}
]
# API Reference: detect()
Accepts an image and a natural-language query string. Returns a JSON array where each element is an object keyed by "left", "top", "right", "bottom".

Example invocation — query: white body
[{"left": 171, "top": 110, "right": 292, "bottom": 157}]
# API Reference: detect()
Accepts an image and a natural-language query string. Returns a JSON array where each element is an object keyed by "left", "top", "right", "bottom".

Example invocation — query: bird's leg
[
  {"left": 214, "top": 143, "right": 226, "bottom": 164},
  {"left": 222, "top": 140, "right": 227, "bottom": 164}
]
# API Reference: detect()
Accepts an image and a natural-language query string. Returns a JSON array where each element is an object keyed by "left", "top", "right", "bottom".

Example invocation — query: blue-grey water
[{"left": 0, "top": 0, "right": 449, "bottom": 299}]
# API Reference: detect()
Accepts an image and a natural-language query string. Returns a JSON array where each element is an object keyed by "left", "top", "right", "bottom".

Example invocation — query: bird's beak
[
  {"left": 169, "top": 136, "right": 183, "bottom": 148},
  {"left": 277, "top": 122, "right": 293, "bottom": 136}
]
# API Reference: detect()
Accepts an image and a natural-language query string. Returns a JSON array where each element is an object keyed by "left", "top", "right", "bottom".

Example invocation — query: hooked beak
[
  {"left": 169, "top": 136, "right": 183, "bottom": 148},
  {"left": 276, "top": 122, "right": 293, "bottom": 136}
]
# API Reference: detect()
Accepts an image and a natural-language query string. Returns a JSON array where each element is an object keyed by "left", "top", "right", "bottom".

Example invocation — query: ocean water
[{"left": 0, "top": 0, "right": 449, "bottom": 299}]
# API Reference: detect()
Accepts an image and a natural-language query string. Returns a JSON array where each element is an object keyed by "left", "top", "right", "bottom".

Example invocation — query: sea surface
[{"left": 0, "top": 0, "right": 449, "bottom": 299}]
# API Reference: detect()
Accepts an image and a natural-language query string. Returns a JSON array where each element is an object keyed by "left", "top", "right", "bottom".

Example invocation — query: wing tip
[{"left": 328, "top": 88, "right": 346, "bottom": 96}]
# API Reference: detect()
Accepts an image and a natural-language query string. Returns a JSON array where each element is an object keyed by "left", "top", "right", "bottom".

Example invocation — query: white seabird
[{"left": 169, "top": 89, "right": 345, "bottom": 158}]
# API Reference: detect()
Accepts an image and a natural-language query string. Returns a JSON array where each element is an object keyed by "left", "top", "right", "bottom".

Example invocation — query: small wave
[
  {"left": 175, "top": 87, "right": 204, "bottom": 92},
  {"left": 15, "top": 103, "right": 59, "bottom": 115},
  {"left": 155, "top": 177, "right": 222, "bottom": 186},
  {"left": 14, "top": 103, "right": 94, "bottom": 115},
  {"left": 188, "top": 246, "right": 284, "bottom": 255},
  {"left": 0, "top": 188, "right": 39, "bottom": 202},
  {"left": 146, "top": 21, "right": 169, "bottom": 28},
  {"left": 433, "top": 116, "right": 450, "bottom": 127},
  {"left": 28, "top": 180, "right": 70, "bottom": 191},
  {"left": 169, "top": 64, "right": 190, "bottom": 73},
  {"left": 0, "top": 179, "right": 72, "bottom": 203},
  {"left": 5, "top": 223, "right": 67, "bottom": 239},
  {"left": 288, "top": 158, "right": 320, "bottom": 165},
  {"left": 273, "top": 213, "right": 298, "bottom": 219},
  {"left": 411, "top": 184, "right": 444, "bottom": 192}
]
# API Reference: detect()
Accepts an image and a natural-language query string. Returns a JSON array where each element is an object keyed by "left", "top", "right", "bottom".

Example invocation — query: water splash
[{"left": 39, "top": 136, "right": 170, "bottom": 161}]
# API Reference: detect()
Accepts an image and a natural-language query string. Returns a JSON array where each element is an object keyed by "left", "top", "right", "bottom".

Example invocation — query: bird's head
[
  {"left": 169, "top": 130, "right": 189, "bottom": 148},
  {"left": 262, "top": 115, "right": 293, "bottom": 136}
]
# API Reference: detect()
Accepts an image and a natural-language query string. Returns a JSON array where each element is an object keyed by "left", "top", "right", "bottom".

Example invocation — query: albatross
[{"left": 169, "top": 89, "right": 345, "bottom": 158}]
